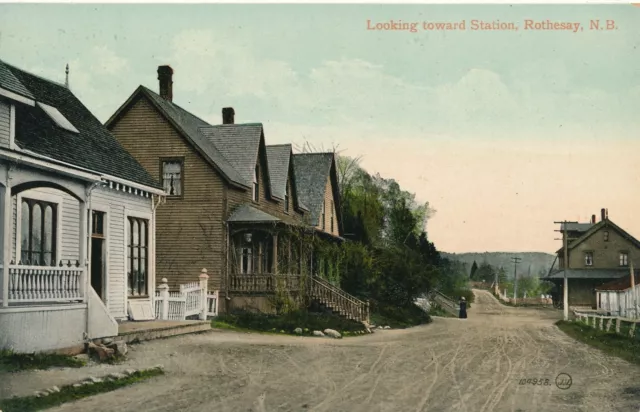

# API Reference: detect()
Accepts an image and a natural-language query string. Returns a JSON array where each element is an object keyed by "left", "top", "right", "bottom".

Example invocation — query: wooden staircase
[{"left": 309, "top": 276, "right": 370, "bottom": 323}]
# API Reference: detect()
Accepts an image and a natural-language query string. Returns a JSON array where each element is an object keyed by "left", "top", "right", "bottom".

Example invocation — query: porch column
[
  {"left": 79, "top": 200, "right": 88, "bottom": 301},
  {"left": 272, "top": 233, "right": 278, "bottom": 274},
  {"left": 1, "top": 184, "right": 11, "bottom": 307}
]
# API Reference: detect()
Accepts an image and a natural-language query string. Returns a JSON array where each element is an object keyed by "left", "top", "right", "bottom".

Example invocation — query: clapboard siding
[
  {"left": 316, "top": 175, "right": 339, "bottom": 237},
  {"left": 91, "top": 185, "right": 153, "bottom": 319},
  {"left": 0, "top": 100, "right": 11, "bottom": 148},
  {"left": 108, "top": 96, "right": 225, "bottom": 292}
]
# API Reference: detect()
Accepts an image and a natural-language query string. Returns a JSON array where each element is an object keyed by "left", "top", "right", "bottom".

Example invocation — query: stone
[
  {"left": 47, "top": 386, "right": 61, "bottom": 394},
  {"left": 86, "top": 376, "right": 103, "bottom": 384},
  {"left": 125, "top": 368, "right": 137, "bottom": 376},
  {"left": 294, "top": 327, "right": 303, "bottom": 335},
  {"left": 108, "top": 372, "right": 127, "bottom": 380},
  {"left": 87, "top": 342, "right": 115, "bottom": 362},
  {"left": 34, "top": 391, "right": 47, "bottom": 397},
  {"left": 312, "top": 330, "right": 325, "bottom": 337},
  {"left": 101, "top": 338, "right": 114, "bottom": 345},
  {"left": 72, "top": 383, "right": 83, "bottom": 388},
  {"left": 378, "top": 326, "right": 384, "bottom": 329},
  {"left": 384, "top": 326, "right": 391, "bottom": 329},
  {"left": 323, "top": 329, "right": 342, "bottom": 339},
  {"left": 106, "top": 341, "right": 128, "bottom": 357}
]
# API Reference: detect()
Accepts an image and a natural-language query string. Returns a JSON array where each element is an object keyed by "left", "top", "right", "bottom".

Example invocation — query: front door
[{"left": 90, "top": 211, "right": 106, "bottom": 301}]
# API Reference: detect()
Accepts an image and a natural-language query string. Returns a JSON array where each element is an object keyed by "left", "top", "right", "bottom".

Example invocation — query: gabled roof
[
  {"left": 0, "top": 59, "right": 161, "bottom": 189},
  {"left": 266, "top": 144, "right": 291, "bottom": 200},
  {"left": 106, "top": 86, "right": 247, "bottom": 189},
  {"left": 567, "top": 219, "right": 640, "bottom": 251},
  {"left": 596, "top": 272, "right": 640, "bottom": 291},
  {"left": 199, "top": 124, "right": 263, "bottom": 188},
  {"left": 292, "top": 152, "right": 342, "bottom": 232},
  {"left": 227, "top": 203, "right": 280, "bottom": 223}
]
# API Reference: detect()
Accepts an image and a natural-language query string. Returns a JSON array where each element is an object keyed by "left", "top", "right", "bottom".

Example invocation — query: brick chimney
[
  {"left": 157, "top": 65, "right": 173, "bottom": 101},
  {"left": 222, "top": 107, "right": 235, "bottom": 124},
  {"left": 591, "top": 214, "right": 596, "bottom": 224},
  {"left": 601, "top": 208, "right": 606, "bottom": 221}
]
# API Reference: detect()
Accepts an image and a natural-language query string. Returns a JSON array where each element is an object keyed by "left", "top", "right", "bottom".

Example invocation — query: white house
[{"left": 0, "top": 59, "right": 165, "bottom": 353}]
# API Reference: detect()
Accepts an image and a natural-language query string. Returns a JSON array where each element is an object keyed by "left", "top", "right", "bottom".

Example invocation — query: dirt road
[{"left": 6, "top": 289, "right": 640, "bottom": 411}]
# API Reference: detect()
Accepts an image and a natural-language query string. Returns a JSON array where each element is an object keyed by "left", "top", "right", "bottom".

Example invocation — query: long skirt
[{"left": 459, "top": 309, "right": 467, "bottom": 319}]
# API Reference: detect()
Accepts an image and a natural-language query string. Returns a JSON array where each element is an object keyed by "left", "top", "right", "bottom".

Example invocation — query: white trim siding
[
  {"left": 123, "top": 208, "right": 154, "bottom": 316},
  {"left": 89, "top": 202, "right": 110, "bottom": 308}
]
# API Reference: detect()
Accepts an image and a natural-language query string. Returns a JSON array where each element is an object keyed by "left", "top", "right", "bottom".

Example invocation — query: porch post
[
  {"left": 1, "top": 184, "right": 11, "bottom": 307},
  {"left": 272, "top": 233, "right": 278, "bottom": 274},
  {"left": 79, "top": 200, "right": 88, "bottom": 301}
]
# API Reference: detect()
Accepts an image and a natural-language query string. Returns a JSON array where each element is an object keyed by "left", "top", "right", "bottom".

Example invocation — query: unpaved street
[{"left": 5, "top": 289, "right": 640, "bottom": 411}]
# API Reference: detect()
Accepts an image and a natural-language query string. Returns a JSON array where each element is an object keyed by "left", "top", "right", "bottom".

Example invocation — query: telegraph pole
[
  {"left": 512, "top": 256, "right": 521, "bottom": 305},
  {"left": 554, "top": 220, "right": 577, "bottom": 321}
]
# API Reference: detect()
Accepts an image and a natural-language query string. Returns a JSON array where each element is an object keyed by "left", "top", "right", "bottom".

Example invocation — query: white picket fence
[
  {"left": 573, "top": 309, "right": 640, "bottom": 338},
  {"left": 155, "top": 268, "right": 219, "bottom": 321}
]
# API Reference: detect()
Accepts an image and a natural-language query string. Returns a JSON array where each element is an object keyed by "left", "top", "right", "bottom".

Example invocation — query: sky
[{"left": 0, "top": 4, "right": 639, "bottom": 254}]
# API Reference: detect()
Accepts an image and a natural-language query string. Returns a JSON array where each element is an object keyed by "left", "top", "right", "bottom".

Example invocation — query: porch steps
[
  {"left": 310, "top": 277, "right": 370, "bottom": 323},
  {"left": 116, "top": 320, "right": 212, "bottom": 344}
]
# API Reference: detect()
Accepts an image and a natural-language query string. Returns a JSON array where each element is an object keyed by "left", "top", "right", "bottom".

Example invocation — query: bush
[
  {"left": 370, "top": 300, "right": 432, "bottom": 329},
  {"left": 214, "top": 310, "right": 366, "bottom": 335}
]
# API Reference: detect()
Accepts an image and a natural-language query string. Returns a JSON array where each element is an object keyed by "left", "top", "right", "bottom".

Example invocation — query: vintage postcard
[{"left": 0, "top": 2, "right": 639, "bottom": 411}]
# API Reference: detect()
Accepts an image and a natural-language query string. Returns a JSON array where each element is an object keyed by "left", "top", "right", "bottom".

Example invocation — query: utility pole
[
  {"left": 555, "top": 220, "right": 577, "bottom": 321},
  {"left": 511, "top": 257, "right": 521, "bottom": 305}
]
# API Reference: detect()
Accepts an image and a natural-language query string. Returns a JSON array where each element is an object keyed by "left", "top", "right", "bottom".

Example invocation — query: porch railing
[
  {"left": 228, "top": 274, "right": 303, "bottom": 293},
  {"left": 155, "top": 269, "right": 214, "bottom": 320},
  {"left": 310, "top": 276, "right": 370, "bottom": 323},
  {"left": 7, "top": 261, "right": 84, "bottom": 303}
]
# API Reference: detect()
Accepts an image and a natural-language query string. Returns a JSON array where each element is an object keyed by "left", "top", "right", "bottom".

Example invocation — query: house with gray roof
[
  {"left": 106, "top": 65, "right": 367, "bottom": 322},
  {"left": 0, "top": 58, "right": 167, "bottom": 353},
  {"left": 543, "top": 208, "right": 640, "bottom": 308}
]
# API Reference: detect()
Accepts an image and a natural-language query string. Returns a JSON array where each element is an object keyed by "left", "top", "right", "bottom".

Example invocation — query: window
[
  {"left": 284, "top": 182, "right": 290, "bottom": 213},
  {"left": 161, "top": 159, "right": 183, "bottom": 197},
  {"left": 321, "top": 199, "right": 326, "bottom": 230},
  {"left": 584, "top": 252, "right": 593, "bottom": 267},
  {"left": 620, "top": 252, "right": 629, "bottom": 267},
  {"left": 604, "top": 231, "right": 609, "bottom": 242},
  {"left": 330, "top": 200, "right": 334, "bottom": 233},
  {"left": 127, "top": 217, "right": 149, "bottom": 296},
  {"left": 92, "top": 211, "right": 105, "bottom": 237},
  {"left": 20, "top": 198, "right": 57, "bottom": 266},
  {"left": 252, "top": 165, "right": 259, "bottom": 202}
]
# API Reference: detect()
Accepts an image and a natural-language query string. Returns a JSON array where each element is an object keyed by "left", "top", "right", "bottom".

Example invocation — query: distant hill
[{"left": 441, "top": 252, "right": 557, "bottom": 279}]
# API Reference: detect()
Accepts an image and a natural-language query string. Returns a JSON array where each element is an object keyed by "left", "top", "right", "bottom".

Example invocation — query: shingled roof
[
  {"left": 292, "top": 152, "right": 338, "bottom": 226},
  {"left": 596, "top": 272, "right": 640, "bottom": 291},
  {"left": 0, "top": 59, "right": 161, "bottom": 189},
  {"left": 544, "top": 269, "right": 630, "bottom": 280},
  {"left": 227, "top": 203, "right": 280, "bottom": 223},
  {"left": 266, "top": 144, "right": 291, "bottom": 200}
]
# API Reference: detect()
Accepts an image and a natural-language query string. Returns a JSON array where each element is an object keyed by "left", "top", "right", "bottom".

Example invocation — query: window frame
[
  {"left": 126, "top": 215, "right": 150, "bottom": 298},
  {"left": 252, "top": 165, "right": 259, "bottom": 202},
  {"left": 15, "top": 191, "right": 63, "bottom": 267},
  {"left": 619, "top": 251, "right": 629, "bottom": 267},
  {"left": 603, "top": 231, "right": 609, "bottom": 242},
  {"left": 159, "top": 157, "right": 185, "bottom": 200},
  {"left": 284, "top": 180, "right": 290, "bottom": 213},
  {"left": 584, "top": 251, "right": 594, "bottom": 267}
]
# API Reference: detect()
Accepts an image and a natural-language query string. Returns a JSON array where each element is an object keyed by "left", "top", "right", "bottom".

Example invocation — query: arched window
[{"left": 20, "top": 198, "right": 57, "bottom": 266}]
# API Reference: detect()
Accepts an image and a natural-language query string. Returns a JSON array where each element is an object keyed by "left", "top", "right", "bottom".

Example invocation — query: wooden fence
[
  {"left": 573, "top": 309, "right": 640, "bottom": 338},
  {"left": 155, "top": 269, "right": 219, "bottom": 321}
]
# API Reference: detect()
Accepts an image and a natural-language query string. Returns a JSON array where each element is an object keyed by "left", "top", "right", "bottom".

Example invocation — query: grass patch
[
  {"left": 213, "top": 310, "right": 367, "bottom": 337},
  {"left": 0, "top": 367, "right": 164, "bottom": 412},
  {"left": 428, "top": 303, "right": 455, "bottom": 318},
  {"left": 556, "top": 320, "right": 640, "bottom": 366},
  {"left": 370, "top": 302, "right": 432, "bottom": 329},
  {"left": 0, "top": 350, "right": 85, "bottom": 373}
]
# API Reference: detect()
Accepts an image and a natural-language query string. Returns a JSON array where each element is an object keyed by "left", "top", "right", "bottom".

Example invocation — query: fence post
[
  {"left": 598, "top": 317, "right": 604, "bottom": 330},
  {"left": 366, "top": 300, "right": 370, "bottom": 324},
  {"left": 606, "top": 318, "right": 612, "bottom": 332},
  {"left": 629, "top": 322, "right": 636, "bottom": 338},
  {"left": 199, "top": 268, "right": 209, "bottom": 321},
  {"left": 158, "top": 278, "right": 170, "bottom": 320},
  {"left": 616, "top": 318, "right": 621, "bottom": 334}
]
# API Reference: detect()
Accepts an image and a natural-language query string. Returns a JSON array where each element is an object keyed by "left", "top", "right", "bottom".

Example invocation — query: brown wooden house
[
  {"left": 105, "top": 65, "right": 368, "bottom": 322},
  {"left": 543, "top": 208, "right": 640, "bottom": 308}
]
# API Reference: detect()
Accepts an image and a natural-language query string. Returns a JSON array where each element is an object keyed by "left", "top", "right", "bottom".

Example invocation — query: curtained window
[
  {"left": 127, "top": 217, "right": 149, "bottom": 296},
  {"left": 161, "top": 159, "right": 183, "bottom": 197}
]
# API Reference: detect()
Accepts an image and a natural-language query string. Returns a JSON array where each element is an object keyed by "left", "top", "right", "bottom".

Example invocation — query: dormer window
[
  {"left": 584, "top": 252, "right": 593, "bottom": 267},
  {"left": 284, "top": 181, "right": 290, "bottom": 213},
  {"left": 252, "top": 165, "right": 259, "bottom": 202},
  {"left": 604, "top": 231, "right": 609, "bottom": 242},
  {"left": 37, "top": 102, "right": 79, "bottom": 134},
  {"left": 161, "top": 158, "right": 183, "bottom": 198}
]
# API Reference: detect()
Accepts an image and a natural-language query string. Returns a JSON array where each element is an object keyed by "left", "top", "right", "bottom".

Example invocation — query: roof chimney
[
  {"left": 606, "top": 208, "right": 609, "bottom": 219},
  {"left": 222, "top": 107, "right": 235, "bottom": 124},
  {"left": 157, "top": 65, "right": 173, "bottom": 101},
  {"left": 591, "top": 214, "right": 596, "bottom": 224},
  {"left": 601, "top": 208, "right": 606, "bottom": 221}
]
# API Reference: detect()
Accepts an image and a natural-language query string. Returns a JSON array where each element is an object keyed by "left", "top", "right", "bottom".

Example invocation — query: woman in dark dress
[{"left": 459, "top": 297, "right": 467, "bottom": 319}]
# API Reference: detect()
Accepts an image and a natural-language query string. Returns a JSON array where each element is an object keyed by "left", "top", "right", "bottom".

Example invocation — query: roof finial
[{"left": 65, "top": 64, "right": 69, "bottom": 89}]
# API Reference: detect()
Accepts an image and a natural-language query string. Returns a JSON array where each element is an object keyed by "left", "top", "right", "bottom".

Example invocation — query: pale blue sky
[{"left": 1, "top": 4, "right": 639, "bottom": 253}]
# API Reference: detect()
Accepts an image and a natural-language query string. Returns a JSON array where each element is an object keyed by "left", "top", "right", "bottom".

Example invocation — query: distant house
[
  {"left": 0, "top": 59, "right": 165, "bottom": 353},
  {"left": 543, "top": 208, "right": 640, "bottom": 308},
  {"left": 105, "top": 65, "right": 367, "bottom": 321}
]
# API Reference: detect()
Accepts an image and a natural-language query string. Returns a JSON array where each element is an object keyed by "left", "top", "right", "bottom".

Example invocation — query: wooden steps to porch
[
  {"left": 310, "top": 277, "right": 369, "bottom": 323},
  {"left": 117, "top": 320, "right": 211, "bottom": 344}
]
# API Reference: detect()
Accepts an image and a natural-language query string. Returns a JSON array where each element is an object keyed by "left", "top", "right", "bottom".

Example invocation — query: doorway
[{"left": 90, "top": 211, "right": 106, "bottom": 301}]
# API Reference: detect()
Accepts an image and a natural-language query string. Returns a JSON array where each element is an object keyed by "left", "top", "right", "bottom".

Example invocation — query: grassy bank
[
  {"left": 0, "top": 350, "right": 85, "bottom": 373},
  {"left": 556, "top": 320, "right": 640, "bottom": 366},
  {"left": 213, "top": 310, "right": 368, "bottom": 337},
  {"left": 370, "top": 302, "right": 432, "bottom": 329},
  {"left": 0, "top": 368, "right": 164, "bottom": 412}
]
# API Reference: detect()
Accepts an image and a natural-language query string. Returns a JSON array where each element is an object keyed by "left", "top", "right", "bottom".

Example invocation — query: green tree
[{"left": 470, "top": 261, "right": 478, "bottom": 279}]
